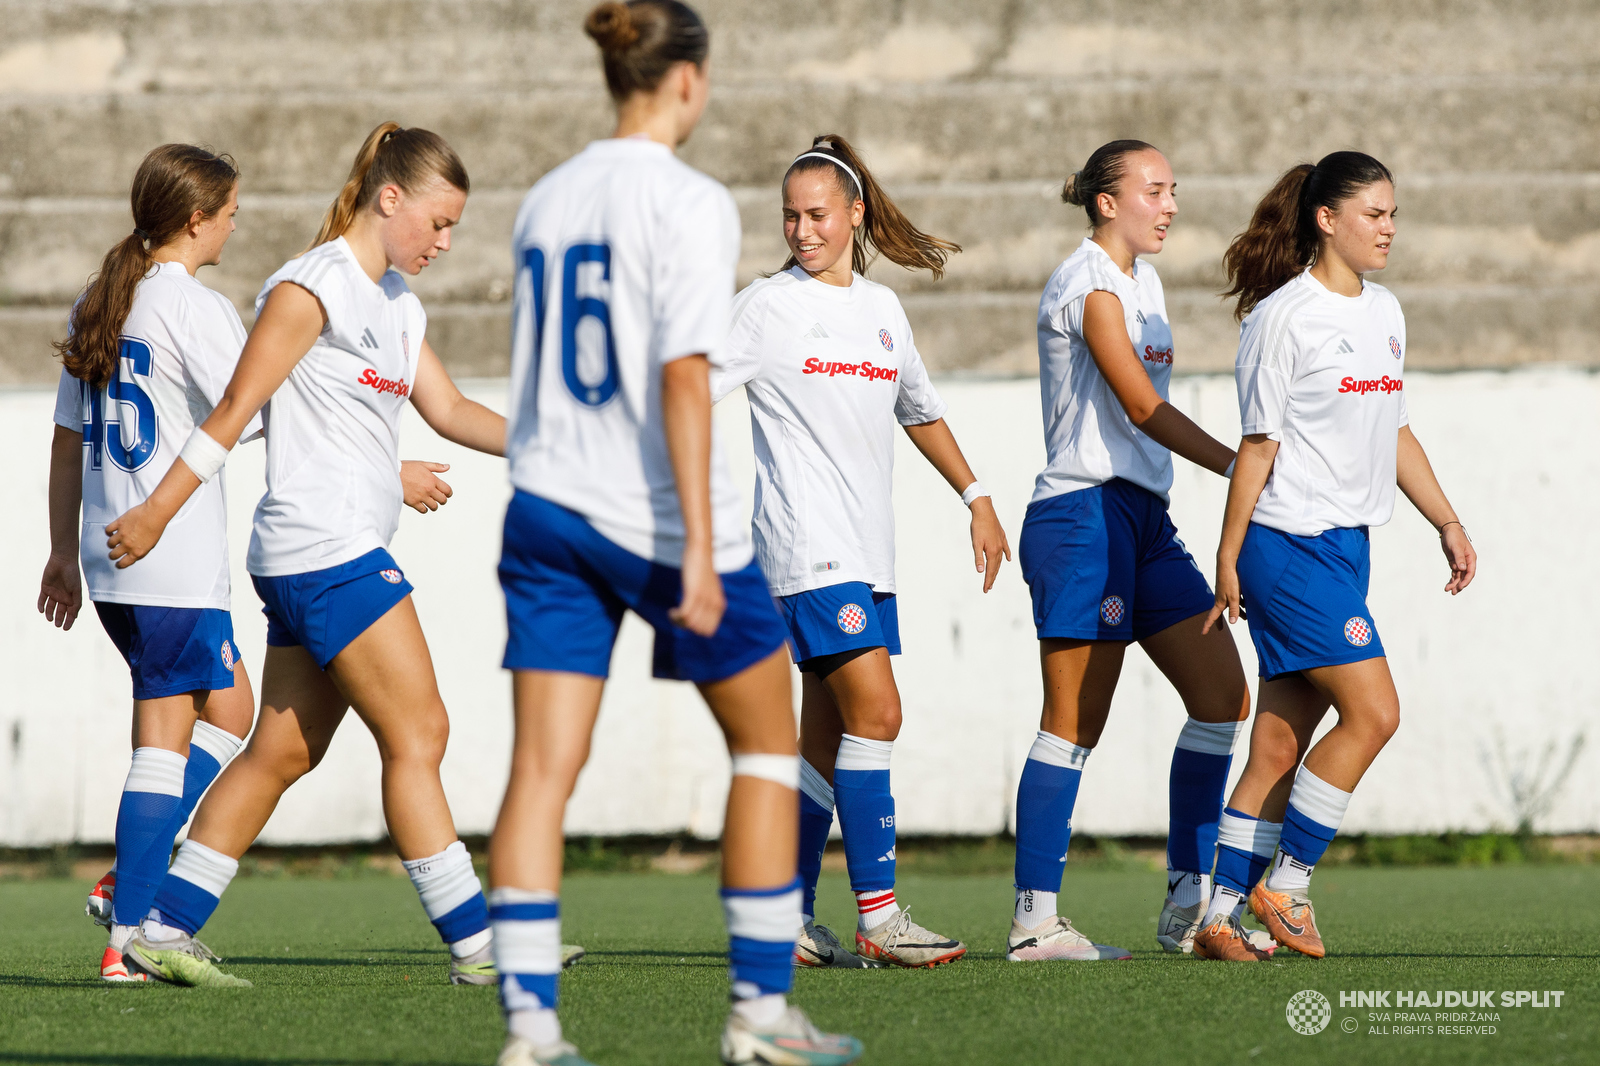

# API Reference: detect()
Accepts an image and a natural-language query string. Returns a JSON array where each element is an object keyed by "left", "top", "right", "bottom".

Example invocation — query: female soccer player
[
  {"left": 1007, "top": 140, "right": 1257, "bottom": 962},
  {"left": 1192, "top": 152, "right": 1476, "bottom": 962},
  {"left": 103, "top": 122, "right": 507, "bottom": 989},
  {"left": 713, "top": 135, "right": 1008, "bottom": 970},
  {"left": 38, "top": 144, "right": 255, "bottom": 983},
  {"left": 487, "top": 4, "right": 862, "bottom": 1064}
]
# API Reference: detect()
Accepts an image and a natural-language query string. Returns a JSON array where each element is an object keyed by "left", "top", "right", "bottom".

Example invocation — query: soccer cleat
[
  {"left": 794, "top": 922, "right": 876, "bottom": 969},
  {"left": 99, "top": 945, "right": 148, "bottom": 983},
  {"left": 854, "top": 910, "right": 965, "bottom": 968},
  {"left": 560, "top": 944, "right": 586, "bottom": 969},
  {"left": 1244, "top": 926, "right": 1278, "bottom": 954},
  {"left": 450, "top": 943, "right": 497, "bottom": 985},
  {"left": 720, "top": 1004, "right": 863, "bottom": 1065},
  {"left": 1249, "top": 881, "right": 1325, "bottom": 958},
  {"left": 123, "top": 932, "right": 251, "bottom": 987},
  {"left": 1006, "top": 915, "right": 1132, "bottom": 962},
  {"left": 1155, "top": 898, "right": 1202, "bottom": 954},
  {"left": 86, "top": 871, "right": 115, "bottom": 928},
  {"left": 1192, "top": 914, "right": 1275, "bottom": 962},
  {"left": 495, "top": 1036, "right": 596, "bottom": 1066}
]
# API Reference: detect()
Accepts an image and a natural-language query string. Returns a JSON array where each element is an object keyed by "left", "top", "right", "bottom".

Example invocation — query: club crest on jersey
[
  {"left": 1344, "top": 616, "right": 1373, "bottom": 646},
  {"left": 219, "top": 640, "right": 235, "bottom": 671},
  {"left": 878, "top": 329, "right": 894, "bottom": 352},
  {"left": 837, "top": 603, "right": 868, "bottom": 635},
  {"left": 402, "top": 330, "right": 410, "bottom": 360},
  {"left": 380, "top": 568, "right": 404, "bottom": 585},
  {"left": 1099, "top": 595, "right": 1126, "bottom": 626},
  {"left": 1389, "top": 336, "right": 1402, "bottom": 358}
]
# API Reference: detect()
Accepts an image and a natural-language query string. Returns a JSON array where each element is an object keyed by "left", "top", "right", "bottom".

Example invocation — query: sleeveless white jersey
[
  {"left": 1236, "top": 270, "right": 1409, "bottom": 536},
  {"left": 248, "top": 237, "right": 425, "bottom": 576},
  {"left": 507, "top": 137, "right": 751, "bottom": 571},
  {"left": 1033, "top": 237, "right": 1176, "bottom": 504},
  {"left": 712, "top": 267, "right": 947, "bottom": 597},
  {"left": 51, "top": 261, "right": 254, "bottom": 609}
]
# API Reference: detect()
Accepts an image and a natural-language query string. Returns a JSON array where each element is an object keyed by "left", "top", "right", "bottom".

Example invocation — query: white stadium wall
[{"left": 4, "top": 369, "right": 1597, "bottom": 846}]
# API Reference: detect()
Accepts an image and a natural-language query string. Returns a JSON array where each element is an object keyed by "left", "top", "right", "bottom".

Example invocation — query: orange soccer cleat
[
  {"left": 1249, "top": 881, "right": 1325, "bottom": 958},
  {"left": 1192, "top": 915, "right": 1275, "bottom": 962}
]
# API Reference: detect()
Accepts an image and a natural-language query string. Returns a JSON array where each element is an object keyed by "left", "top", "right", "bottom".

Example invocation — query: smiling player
[
  {"left": 1193, "top": 152, "right": 1477, "bottom": 961},
  {"left": 1007, "top": 140, "right": 1259, "bottom": 962},
  {"left": 712, "top": 135, "right": 1009, "bottom": 971}
]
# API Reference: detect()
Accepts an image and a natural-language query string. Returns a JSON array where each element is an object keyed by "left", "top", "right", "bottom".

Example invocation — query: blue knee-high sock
[
  {"left": 147, "top": 839, "right": 238, "bottom": 936},
  {"left": 1167, "top": 719, "right": 1244, "bottom": 876},
  {"left": 112, "top": 748, "right": 187, "bottom": 926},
  {"left": 1213, "top": 807, "right": 1282, "bottom": 895},
  {"left": 797, "top": 759, "right": 834, "bottom": 921},
  {"left": 1013, "top": 731, "right": 1091, "bottom": 892},
  {"left": 404, "top": 841, "right": 491, "bottom": 950},
  {"left": 491, "top": 888, "right": 562, "bottom": 1041},
  {"left": 1276, "top": 768, "right": 1351, "bottom": 874},
  {"left": 723, "top": 879, "right": 800, "bottom": 1000},
  {"left": 116, "top": 723, "right": 244, "bottom": 929},
  {"left": 833, "top": 735, "right": 895, "bottom": 893}
]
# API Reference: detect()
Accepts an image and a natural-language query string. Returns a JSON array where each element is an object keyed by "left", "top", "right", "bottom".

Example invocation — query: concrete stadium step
[
  {"left": 3, "top": 0, "right": 1596, "bottom": 94},
  {"left": 7, "top": 174, "right": 1596, "bottom": 309},
  {"left": 4, "top": 74, "right": 1600, "bottom": 198}
]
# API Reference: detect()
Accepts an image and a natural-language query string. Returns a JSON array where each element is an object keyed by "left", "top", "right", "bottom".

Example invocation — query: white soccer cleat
[
  {"left": 794, "top": 921, "right": 876, "bottom": 969},
  {"left": 1007, "top": 915, "right": 1131, "bottom": 962},
  {"left": 495, "top": 1036, "right": 596, "bottom": 1066},
  {"left": 1155, "top": 898, "right": 1202, "bottom": 954},
  {"left": 720, "top": 1004, "right": 863, "bottom": 1065},
  {"left": 855, "top": 909, "right": 966, "bottom": 968}
]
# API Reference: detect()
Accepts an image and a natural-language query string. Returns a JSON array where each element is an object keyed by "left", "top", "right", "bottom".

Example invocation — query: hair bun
[
  {"left": 1061, "top": 170, "right": 1084, "bottom": 206},
  {"left": 585, "top": 2, "right": 640, "bottom": 52}
]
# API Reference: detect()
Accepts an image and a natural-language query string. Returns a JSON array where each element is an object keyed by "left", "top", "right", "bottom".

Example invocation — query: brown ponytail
[
  {"left": 308, "top": 122, "right": 471, "bottom": 250},
  {"left": 1061, "top": 139, "right": 1156, "bottom": 228},
  {"left": 1222, "top": 151, "right": 1394, "bottom": 320},
  {"left": 584, "top": 1, "right": 708, "bottom": 101},
  {"left": 54, "top": 144, "right": 237, "bottom": 387},
  {"left": 782, "top": 134, "right": 961, "bottom": 280}
]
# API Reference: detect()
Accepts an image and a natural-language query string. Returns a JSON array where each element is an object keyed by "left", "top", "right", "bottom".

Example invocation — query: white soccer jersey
[
  {"left": 1236, "top": 270, "right": 1409, "bottom": 536},
  {"left": 1032, "top": 237, "right": 1176, "bottom": 504},
  {"left": 506, "top": 137, "right": 750, "bottom": 571},
  {"left": 247, "top": 236, "right": 425, "bottom": 576},
  {"left": 712, "top": 267, "right": 947, "bottom": 597},
  {"left": 51, "top": 261, "right": 253, "bottom": 609}
]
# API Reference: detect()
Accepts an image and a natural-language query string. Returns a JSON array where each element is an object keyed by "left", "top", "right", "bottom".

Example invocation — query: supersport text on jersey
[
  {"left": 712, "top": 266, "right": 947, "bottom": 597},
  {"left": 51, "top": 261, "right": 257, "bottom": 609}
]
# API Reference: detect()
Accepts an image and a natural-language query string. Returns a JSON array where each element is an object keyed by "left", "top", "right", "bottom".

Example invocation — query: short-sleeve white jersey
[
  {"left": 1236, "top": 270, "right": 1409, "bottom": 536},
  {"left": 506, "top": 138, "right": 751, "bottom": 572},
  {"left": 247, "top": 236, "right": 425, "bottom": 576},
  {"left": 1032, "top": 237, "right": 1176, "bottom": 505},
  {"left": 711, "top": 267, "right": 947, "bottom": 597},
  {"left": 51, "top": 261, "right": 252, "bottom": 609}
]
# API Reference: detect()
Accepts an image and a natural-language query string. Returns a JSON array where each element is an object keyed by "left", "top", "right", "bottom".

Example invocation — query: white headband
[{"left": 791, "top": 151, "right": 863, "bottom": 199}]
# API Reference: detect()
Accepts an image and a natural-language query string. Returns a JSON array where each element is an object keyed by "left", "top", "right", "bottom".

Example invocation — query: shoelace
[{"left": 184, "top": 937, "right": 221, "bottom": 963}]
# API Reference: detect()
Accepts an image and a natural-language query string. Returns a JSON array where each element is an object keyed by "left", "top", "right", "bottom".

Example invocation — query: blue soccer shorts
[
  {"left": 94, "top": 603, "right": 239, "bottom": 700},
  {"left": 778, "top": 581, "right": 900, "bottom": 671},
  {"left": 1237, "top": 522, "right": 1386, "bottom": 680},
  {"left": 251, "top": 547, "right": 415, "bottom": 670}
]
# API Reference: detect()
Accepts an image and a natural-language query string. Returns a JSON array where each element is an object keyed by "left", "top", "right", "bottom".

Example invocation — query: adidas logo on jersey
[
  {"left": 801, "top": 322, "right": 830, "bottom": 340},
  {"left": 1134, "top": 310, "right": 1147, "bottom": 325},
  {"left": 359, "top": 327, "right": 380, "bottom": 350},
  {"left": 1335, "top": 337, "right": 1355, "bottom": 354}
]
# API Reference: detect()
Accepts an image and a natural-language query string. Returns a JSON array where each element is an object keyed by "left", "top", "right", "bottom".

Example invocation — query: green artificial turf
[{"left": 1, "top": 867, "right": 1594, "bottom": 1065}]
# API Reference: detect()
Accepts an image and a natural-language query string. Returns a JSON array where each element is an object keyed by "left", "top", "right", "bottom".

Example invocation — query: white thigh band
[
  {"left": 178, "top": 427, "right": 230, "bottom": 483},
  {"left": 731, "top": 753, "right": 800, "bottom": 789}
]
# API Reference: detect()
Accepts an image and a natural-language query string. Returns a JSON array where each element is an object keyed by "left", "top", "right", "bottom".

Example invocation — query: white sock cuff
[
  {"left": 1253, "top": 819, "right": 1283, "bottom": 857},
  {"left": 724, "top": 886, "right": 802, "bottom": 942},
  {"left": 492, "top": 904, "right": 562, "bottom": 976},
  {"left": 731, "top": 753, "right": 800, "bottom": 789},
  {"left": 403, "top": 840, "right": 483, "bottom": 920},
  {"left": 1218, "top": 811, "right": 1282, "bottom": 857},
  {"left": 1027, "top": 730, "right": 1091, "bottom": 770},
  {"left": 488, "top": 887, "right": 558, "bottom": 907},
  {"left": 125, "top": 747, "right": 187, "bottom": 797},
  {"left": 1176, "top": 718, "right": 1246, "bottom": 756},
  {"left": 798, "top": 758, "right": 834, "bottom": 810},
  {"left": 168, "top": 838, "right": 238, "bottom": 898},
  {"left": 1288, "top": 767, "right": 1353, "bottom": 830},
  {"left": 190, "top": 720, "right": 244, "bottom": 765},
  {"left": 835, "top": 734, "right": 892, "bottom": 772}
]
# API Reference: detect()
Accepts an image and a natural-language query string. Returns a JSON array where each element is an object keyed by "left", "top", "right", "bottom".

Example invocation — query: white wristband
[
  {"left": 1224, "top": 459, "right": 1236, "bottom": 478},
  {"left": 960, "top": 481, "right": 989, "bottom": 507},
  {"left": 178, "top": 427, "right": 230, "bottom": 483}
]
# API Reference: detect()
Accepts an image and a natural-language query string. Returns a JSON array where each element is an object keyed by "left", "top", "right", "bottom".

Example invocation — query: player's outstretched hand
[
  {"left": 969, "top": 497, "right": 1012, "bottom": 594},
  {"left": 1441, "top": 523, "right": 1476, "bottom": 595},
  {"left": 105, "top": 502, "right": 167, "bottom": 568},
  {"left": 1204, "top": 559, "right": 1244, "bottom": 634},
  {"left": 37, "top": 552, "right": 82, "bottom": 630},
  {"left": 401, "top": 460, "right": 453, "bottom": 513},
  {"left": 671, "top": 546, "right": 726, "bottom": 637}
]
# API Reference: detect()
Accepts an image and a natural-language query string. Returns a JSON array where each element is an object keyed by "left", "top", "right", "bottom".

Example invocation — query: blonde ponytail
[{"left": 307, "top": 122, "right": 471, "bottom": 250}]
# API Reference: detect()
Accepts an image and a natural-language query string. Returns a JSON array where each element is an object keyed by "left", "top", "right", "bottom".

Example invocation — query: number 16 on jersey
[{"left": 517, "top": 243, "right": 621, "bottom": 410}]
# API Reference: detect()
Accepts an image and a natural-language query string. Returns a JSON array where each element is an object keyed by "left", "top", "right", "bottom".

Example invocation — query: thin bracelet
[{"left": 1439, "top": 520, "right": 1470, "bottom": 541}]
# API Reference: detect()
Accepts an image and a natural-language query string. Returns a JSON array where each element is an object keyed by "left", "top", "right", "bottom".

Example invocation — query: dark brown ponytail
[
  {"left": 309, "top": 122, "right": 470, "bottom": 250},
  {"left": 1061, "top": 139, "right": 1157, "bottom": 227},
  {"left": 584, "top": 0, "right": 708, "bottom": 101},
  {"left": 781, "top": 134, "right": 961, "bottom": 280},
  {"left": 1222, "top": 151, "right": 1395, "bottom": 319},
  {"left": 54, "top": 144, "right": 237, "bottom": 387}
]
